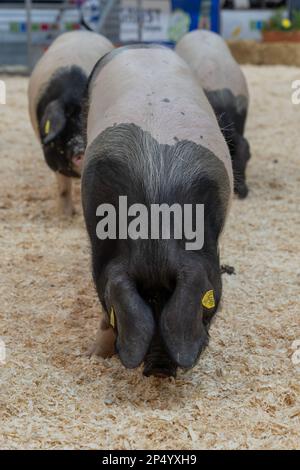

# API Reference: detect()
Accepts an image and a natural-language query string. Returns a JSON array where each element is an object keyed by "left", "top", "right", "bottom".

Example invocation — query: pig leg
[
  {"left": 87, "top": 313, "right": 116, "bottom": 358},
  {"left": 56, "top": 173, "right": 75, "bottom": 216},
  {"left": 212, "top": 95, "right": 250, "bottom": 199},
  {"left": 232, "top": 134, "right": 250, "bottom": 199}
]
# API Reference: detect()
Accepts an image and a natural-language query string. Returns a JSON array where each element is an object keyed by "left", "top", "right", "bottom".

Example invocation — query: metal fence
[{"left": 0, "top": 1, "right": 220, "bottom": 71}]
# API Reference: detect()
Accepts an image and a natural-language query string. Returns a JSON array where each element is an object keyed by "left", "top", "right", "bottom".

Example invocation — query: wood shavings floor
[{"left": 0, "top": 67, "right": 299, "bottom": 449}]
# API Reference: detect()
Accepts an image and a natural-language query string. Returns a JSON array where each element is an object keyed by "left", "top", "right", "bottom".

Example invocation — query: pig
[
  {"left": 176, "top": 30, "right": 250, "bottom": 198},
  {"left": 28, "top": 31, "right": 114, "bottom": 216},
  {"left": 81, "top": 44, "right": 233, "bottom": 377}
]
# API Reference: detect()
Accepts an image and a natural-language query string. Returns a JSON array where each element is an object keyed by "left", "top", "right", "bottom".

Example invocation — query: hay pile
[
  {"left": 0, "top": 67, "right": 299, "bottom": 449},
  {"left": 229, "top": 40, "right": 300, "bottom": 66}
]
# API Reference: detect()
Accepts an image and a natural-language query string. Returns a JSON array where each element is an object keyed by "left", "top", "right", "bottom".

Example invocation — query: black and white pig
[
  {"left": 28, "top": 31, "right": 114, "bottom": 216},
  {"left": 82, "top": 45, "right": 233, "bottom": 377},
  {"left": 176, "top": 30, "right": 250, "bottom": 198}
]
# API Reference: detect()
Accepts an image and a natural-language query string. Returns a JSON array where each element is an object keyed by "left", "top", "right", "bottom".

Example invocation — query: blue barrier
[{"left": 171, "top": 0, "right": 220, "bottom": 34}]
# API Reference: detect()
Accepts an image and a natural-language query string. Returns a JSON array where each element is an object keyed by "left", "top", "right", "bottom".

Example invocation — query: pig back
[
  {"left": 85, "top": 45, "right": 233, "bottom": 191},
  {"left": 176, "top": 30, "right": 248, "bottom": 102}
]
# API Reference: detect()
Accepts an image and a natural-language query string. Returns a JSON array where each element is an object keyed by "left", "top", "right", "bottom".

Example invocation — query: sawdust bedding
[{"left": 0, "top": 66, "right": 299, "bottom": 449}]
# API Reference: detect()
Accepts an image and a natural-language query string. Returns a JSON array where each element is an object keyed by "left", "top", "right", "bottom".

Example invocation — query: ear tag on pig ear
[
  {"left": 44, "top": 120, "right": 51, "bottom": 135},
  {"left": 110, "top": 307, "right": 116, "bottom": 328},
  {"left": 202, "top": 290, "right": 215, "bottom": 309}
]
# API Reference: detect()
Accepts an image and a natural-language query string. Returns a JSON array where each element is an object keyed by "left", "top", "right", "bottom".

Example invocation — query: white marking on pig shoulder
[{"left": 87, "top": 48, "right": 233, "bottom": 189}]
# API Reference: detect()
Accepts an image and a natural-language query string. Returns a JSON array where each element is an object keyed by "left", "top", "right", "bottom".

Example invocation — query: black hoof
[{"left": 235, "top": 183, "right": 248, "bottom": 199}]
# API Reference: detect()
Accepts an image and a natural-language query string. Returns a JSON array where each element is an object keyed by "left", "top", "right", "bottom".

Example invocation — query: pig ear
[
  {"left": 160, "top": 277, "right": 209, "bottom": 369},
  {"left": 41, "top": 100, "right": 66, "bottom": 145},
  {"left": 108, "top": 273, "right": 155, "bottom": 369}
]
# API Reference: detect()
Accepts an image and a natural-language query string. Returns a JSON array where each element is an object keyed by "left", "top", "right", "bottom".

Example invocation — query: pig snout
[
  {"left": 71, "top": 153, "right": 84, "bottom": 173},
  {"left": 143, "top": 335, "right": 177, "bottom": 378},
  {"left": 68, "top": 135, "right": 85, "bottom": 174}
]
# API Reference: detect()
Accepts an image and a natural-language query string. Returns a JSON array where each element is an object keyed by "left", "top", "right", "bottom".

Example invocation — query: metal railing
[{"left": 0, "top": 1, "right": 220, "bottom": 71}]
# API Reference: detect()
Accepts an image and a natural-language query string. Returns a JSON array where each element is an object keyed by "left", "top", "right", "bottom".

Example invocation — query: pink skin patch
[{"left": 72, "top": 154, "right": 83, "bottom": 167}]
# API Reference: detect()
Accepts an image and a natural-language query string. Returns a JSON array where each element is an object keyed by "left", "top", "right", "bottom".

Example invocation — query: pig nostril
[
  {"left": 155, "top": 372, "right": 171, "bottom": 378},
  {"left": 143, "top": 356, "right": 177, "bottom": 378},
  {"left": 143, "top": 365, "right": 177, "bottom": 378},
  {"left": 72, "top": 154, "right": 83, "bottom": 167}
]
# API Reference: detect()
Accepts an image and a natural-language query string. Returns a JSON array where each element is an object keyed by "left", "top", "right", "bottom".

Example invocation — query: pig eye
[{"left": 201, "top": 290, "right": 215, "bottom": 309}]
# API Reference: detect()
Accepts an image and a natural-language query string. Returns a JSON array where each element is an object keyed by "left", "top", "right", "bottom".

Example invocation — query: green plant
[
  {"left": 292, "top": 10, "right": 300, "bottom": 30},
  {"left": 262, "top": 8, "right": 300, "bottom": 32}
]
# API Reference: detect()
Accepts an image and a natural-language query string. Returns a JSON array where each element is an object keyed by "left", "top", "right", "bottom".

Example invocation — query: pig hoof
[{"left": 235, "top": 183, "right": 248, "bottom": 199}]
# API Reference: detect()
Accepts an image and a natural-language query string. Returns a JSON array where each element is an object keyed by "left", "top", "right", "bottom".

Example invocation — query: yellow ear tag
[
  {"left": 202, "top": 290, "right": 215, "bottom": 309},
  {"left": 44, "top": 120, "right": 50, "bottom": 135},
  {"left": 110, "top": 307, "right": 115, "bottom": 328}
]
